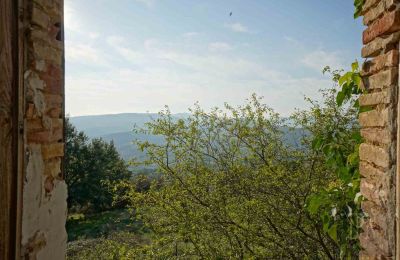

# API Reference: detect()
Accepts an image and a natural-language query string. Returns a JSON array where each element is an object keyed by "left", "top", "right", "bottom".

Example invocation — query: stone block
[
  {"left": 363, "top": 0, "right": 386, "bottom": 25},
  {"left": 362, "top": 50, "right": 398, "bottom": 76},
  {"left": 363, "top": 10, "right": 400, "bottom": 44},
  {"left": 359, "top": 108, "right": 390, "bottom": 128},
  {"left": 362, "top": 31, "right": 400, "bottom": 58},
  {"left": 360, "top": 161, "right": 386, "bottom": 179},
  {"left": 32, "top": 6, "right": 49, "bottom": 29},
  {"left": 361, "top": 177, "right": 390, "bottom": 207},
  {"left": 360, "top": 128, "right": 392, "bottom": 145},
  {"left": 26, "top": 119, "right": 44, "bottom": 131},
  {"left": 47, "top": 107, "right": 62, "bottom": 118},
  {"left": 362, "top": 0, "right": 381, "bottom": 14},
  {"left": 359, "top": 90, "right": 391, "bottom": 106},
  {"left": 361, "top": 67, "right": 398, "bottom": 90},
  {"left": 40, "top": 64, "right": 62, "bottom": 94},
  {"left": 26, "top": 103, "right": 37, "bottom": 119},
  {"left": 44, "top": 176, "right": 54, "bottom": 193},
  {"left": 359, "top": 143, "right": 390, "bottom": 168},
  {"left": 41, "top": 143, "right": 64, "bottom": 160},
  {"left": 44, "top": 159, "right": 61, "bottom": 178},
  {"left": 32, "top": 41, "right": 62, "bottom": 65}
]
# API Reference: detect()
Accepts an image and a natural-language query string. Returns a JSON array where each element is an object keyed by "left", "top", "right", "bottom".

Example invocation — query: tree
[
  {"left": 65, "top": 119, "right": 131, "bottom": 212},
  {"left": 126, "top": 84, "right": 359, "bottom": 258}
]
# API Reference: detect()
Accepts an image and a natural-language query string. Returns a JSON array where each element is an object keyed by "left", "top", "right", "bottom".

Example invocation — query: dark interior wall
[{"left": 0, "top": 0, "right": 19, "bottom": 259}]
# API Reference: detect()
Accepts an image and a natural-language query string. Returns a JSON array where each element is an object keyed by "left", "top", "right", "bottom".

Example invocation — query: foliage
[
  {"left": 66, "top": 209, "right": 147, "bottom": 241},
  {"left": 354, "top": 0, "right": 365, "bottom": 19},
  {"left": 306, "top": 62, "right": 364, "bottom": 258},
  {"left": 66, "top": 231, "right": 150, "bottom": 260},
  {"left": 121, "top": 88, "right": 363, "bottom": 259},
  {"left": 65, "top": 119, "right": 131, "bottom": 212}
]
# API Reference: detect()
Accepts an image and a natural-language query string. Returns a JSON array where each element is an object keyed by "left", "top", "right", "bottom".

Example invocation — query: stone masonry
[
  {"left": 359, "top": 0, "right": 400, "bottom": 258},
  {"left": 20, "top": 0, "right": 67, "bottom": 259}
]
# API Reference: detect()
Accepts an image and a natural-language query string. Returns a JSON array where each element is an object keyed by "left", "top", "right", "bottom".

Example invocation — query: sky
[{"left": 65, "top": 0, "right": 364, "bottom": 117}]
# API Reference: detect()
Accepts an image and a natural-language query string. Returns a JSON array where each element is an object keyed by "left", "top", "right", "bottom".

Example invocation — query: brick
[
  {"left": 26, "top": 119, "right": 43, "bottom": 131},
  {"left": 32, "top": 6, "right": 49, "bottom": 29},
  {"left": 360, "top": 161, "right": 386, "bottom": 179},
  {"left": 32, "top": 41, "right": 62, "bottom": 65},
  {"left": 363, "top": 0, "right": 385, "bottom": 26},
  {"left": 47, "top": 107, "right": 62, "bottom": 118},
  {"left": 27, "top": 130, "right": 52, "bottom": 143},
  {"left": 362, "top": 50, "right": 398, "bottom": 76},
  {"left": 359, "top": 143, "right": 390, "bottom": 168},
  {"left": 359, "top": 221, "right": 391, "bottom": 257},
  {"left": 44, "top": 159, "right": 61, "bottom": 178},
  {"left": 28, "top": 131, "right": 59, "bottom": 143},
  {"left": 359, "top": 90, "right": 391, "bottom": 106},
  {"left": 30, "top": 30, "right": 63, "bottom": 51},
  {"left": 33, "top": 0, "right": 63, "bottom": 17},
  {"left": 42, "top": 143, "right": 64, "bottom": 160},
  {"left": 44, "top": 176, "right": 55, "bottom": 193},
  {"left": 359, "top": 108, "right": 390, "bottom": 128},
  {"left": 362, "top": 201, "right": 391, "bottom": 236},
  {"left": 27, "top": 71, "right": 45, "bottom": 91},
  {"left": 40, "top": 63, "right": 62, "bottom": 94},
  {"left": 361, "top": 177, "right": 390, "bottom": 207},
  {"left": 50, "top": 118, "right": 63, "bottom": 129},
  {"left": 362, "top": 0, "right": 381, "bottom": 14},
  {"left": 26, "top": 103, "right": 37, "bottom": 119},
  {"left": 44, "top": 94, "right": 62, "bottom": 107},
  {"left": 361, "top": 68, "right": 398, "bottom": 90},
  {"left": 363, "top": 10, "right": 400, "bottom": 44},
  {"left": 360, "top": 128, "right": 392, "bottom": 145},
  {"left": 362, "top": 31, "right": 400, "bottom": 58}
]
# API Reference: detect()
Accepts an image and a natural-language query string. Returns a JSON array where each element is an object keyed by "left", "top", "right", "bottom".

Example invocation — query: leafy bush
[
  {"left": 122, "top": 73, "right": 361, "bottom": 258},
  {"left": 65, "top": 119, "right": 131, "bottom": 212}
]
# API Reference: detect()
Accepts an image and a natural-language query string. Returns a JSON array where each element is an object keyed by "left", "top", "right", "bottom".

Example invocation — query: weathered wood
[{"left": 0, "top": 0, "right": 18, "bottom": 259}]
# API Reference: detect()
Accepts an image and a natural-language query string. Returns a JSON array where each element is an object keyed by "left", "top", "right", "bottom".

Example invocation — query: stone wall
[
  {"left": 20, "top": 0, "right": 67, "bottom": 259},
  {"left": 359, "top": 0, "right": 400, "bottom": 258}
]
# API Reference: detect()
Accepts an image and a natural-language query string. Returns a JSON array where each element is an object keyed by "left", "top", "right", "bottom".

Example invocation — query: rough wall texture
[
  {"left": 20, "top": 0, "right": 67, "bottom": 259},
  {"left": 359, "top": 0, "right": 400, "bottom": 258}
]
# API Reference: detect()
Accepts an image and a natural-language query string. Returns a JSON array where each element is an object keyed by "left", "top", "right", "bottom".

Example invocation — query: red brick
[
  {"left": 44, "top": 176, "right": 55, "bottom": 193},
  {"left": 362, "top": 50, "right": 398, "bottom": 76},
  {"left": 40, "top": 63, "right": 62, "bottom": 94},
  {"left": 42, "top": 143, "right": 64, "bottom": 160},
  {"left": 363, "top": 10, "right": 400, "bottom": 44},
  {"left": 359, "top": 143, "right": 390, "bottom": 168}
]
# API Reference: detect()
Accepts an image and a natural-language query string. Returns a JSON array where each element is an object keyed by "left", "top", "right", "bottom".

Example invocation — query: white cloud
[
  {"left": 64, "top": 2, "right": 80, "bottom": 32},
  {"left": 89, "top": 32, "right": 100, "bottom": 39},
  {"left": 66, "top": 43, "right": 109, "bottom": 65},
  {"left": 302, "top": 50, "right": 345, "bottom": 71},
  {"left": 106, "top": 36, "right": 145, "bottom": 63},
  {"left": 66, "top": 39, "right": 332, "bottom": 117},
  {"left": 107, "top": 35, "right": 125, "bottom": 46},
  {"left": 208, "top": 42, "right": 233, "bottom": 52},
  {"left": 225, "top": 22, "right": 249, "bottom": 33}
]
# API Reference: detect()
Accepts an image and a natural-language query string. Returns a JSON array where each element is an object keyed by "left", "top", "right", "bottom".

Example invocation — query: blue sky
[{"left": 65, "top": 0, "right": 364, "bottom": 116}]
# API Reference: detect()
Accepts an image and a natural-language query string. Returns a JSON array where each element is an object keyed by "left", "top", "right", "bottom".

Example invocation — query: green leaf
[
  {"left": 328, "top": 223, "right": 338, "bottom": 242},
  {"left": 307, "top": 196, "right": 323, "bottom": 214},
  {"left": 351, "top": 61, "right": 358, "bottom": 72},
  {"left": 336, "top": 91, "right": 346, "bottom": 106}
]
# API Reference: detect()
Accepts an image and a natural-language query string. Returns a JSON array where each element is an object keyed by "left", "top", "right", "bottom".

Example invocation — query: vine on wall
[
  {"left": 307, "top": 62, "right": 365, "bottom": 258},
  {"left": 354, "top": 0, "right": 365, "bottom": 18}
]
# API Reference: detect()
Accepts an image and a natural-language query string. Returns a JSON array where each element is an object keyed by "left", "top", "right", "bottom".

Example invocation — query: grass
[
  {"left": 66, "top": 208, "right": 152, "bottom": 259},
  {"left": 66, "top": 208, "right": 149, "bottom": 241}
]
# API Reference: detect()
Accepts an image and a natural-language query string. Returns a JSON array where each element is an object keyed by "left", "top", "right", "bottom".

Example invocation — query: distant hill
[
  {"left": 70, "top": 113, "right": 305, "bottom": 162},
  {"left": 69, "top": 113, "right": 183, "bottom": 161}
]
